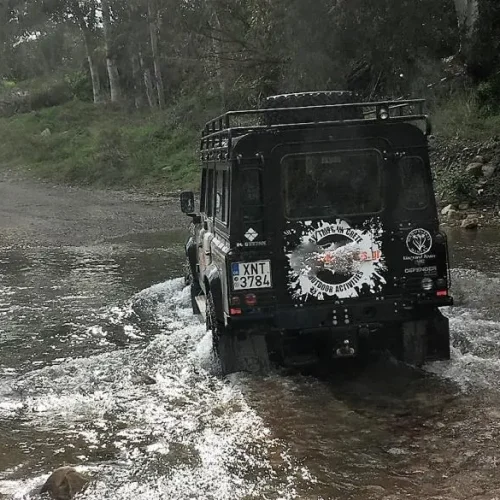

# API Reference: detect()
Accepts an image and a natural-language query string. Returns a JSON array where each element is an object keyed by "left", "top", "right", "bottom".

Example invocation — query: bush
[
  {"left": 29, "top": 81, "right": 73, "bottom": 110},
  {"left": 65, "top": 71, "right": 94, "bottom": 102},
  {"left": 435, "top": 167, "right": 477, "bottom": 205},
  {"left": 477, "top": 73, "right": 500, "bottom": 114}
]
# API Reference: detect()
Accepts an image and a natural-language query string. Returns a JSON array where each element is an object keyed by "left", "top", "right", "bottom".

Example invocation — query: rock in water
[{"left": 40, "top": 467, "right": 89, "bottom": 500}]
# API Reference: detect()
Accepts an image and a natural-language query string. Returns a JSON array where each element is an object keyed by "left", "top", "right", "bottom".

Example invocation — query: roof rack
[{"left": 201, "top": 99, "right": 428, "bottom": 161}]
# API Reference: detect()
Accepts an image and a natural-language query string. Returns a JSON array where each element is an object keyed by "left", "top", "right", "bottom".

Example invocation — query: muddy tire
[
  {"left": 190, "top": 282, "right": 201, "bottom": 315},
  {"left": 261, "top": 91, "right": 363, "bottom": 126},
  {"left": 185, "top": 270, "right": 201, "bottom": 315},
  {"left": 207, "top": 291, "right": 270, "bottom": 375},
  {"left": 402, "top": 320, "right": 427, "bottom": 367}
]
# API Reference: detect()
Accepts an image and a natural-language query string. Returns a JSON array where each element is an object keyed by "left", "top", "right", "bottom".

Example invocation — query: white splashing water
[
  {"left": 0, "top": 279, "right": 309, "bottom": 500},
  {"left": 426, "top": 268, "right": 500, "bottom": 391}
]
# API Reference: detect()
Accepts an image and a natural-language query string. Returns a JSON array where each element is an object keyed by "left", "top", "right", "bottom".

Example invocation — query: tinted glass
[
  {"left": 284, "top": 151, "right": 382, "bottom": 218},
  {"left": 223, "top": 171, "right": 230, "bottom": 222},
  {"left": 399, "top": 156, "right": 429, "bottom": 210},
  {"left": 200, "top": 169, "right": 207, "bottom": 212},
  {"left": 206, "top": 169, "right": 214, "bottom": 216},
  {"left": 241, "top": 169, "right": 263, "bottom": 221},
  {"left": 215, "top": 169, "right": 226, "bottom": 222}
]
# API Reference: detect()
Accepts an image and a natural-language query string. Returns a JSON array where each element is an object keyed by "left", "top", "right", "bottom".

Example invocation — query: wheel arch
[
  {"left": 205, "top": 266, "right": 224, "bottom": 322},
  {"left": 185, "top": 236, "right": 198, "bottom": 280}
]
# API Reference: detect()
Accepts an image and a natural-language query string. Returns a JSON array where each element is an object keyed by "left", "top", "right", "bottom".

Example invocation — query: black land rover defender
[{"left": 180, "top": 91, "right": 453, "bottom": 374}]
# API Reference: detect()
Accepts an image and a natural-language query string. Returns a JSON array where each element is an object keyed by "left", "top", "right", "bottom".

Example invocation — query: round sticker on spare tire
[
  {"left": 286, "top": 219, "right": 387, "bottom": 301},
  {"left": 406, "top": 228, "right": 433, "bottom": 256}
]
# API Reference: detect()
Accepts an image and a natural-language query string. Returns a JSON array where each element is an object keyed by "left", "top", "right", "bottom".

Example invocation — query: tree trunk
[
  {"left": 454, "top": 0, "right": 500, "bottom": 78},
  {"left": 211, "top": 9, "right": 226, "bottom": 107},
  {"left": 81, "top": 28, "right": 103, "bottom": 104},
  {"left": 140, "top": 50, "right": 157, "bottom": 109},
  {"left": 131, "top": 52, "right": 145, "bottom": 109},
  {"left": 148, "top": 0, "right": 165, "bottom": 109},
  {"left": 454, "top": 0, "right": 479, "bottom": 35},
  {"left": 101, "top": 0, "right": 122, "bottom": 103}
]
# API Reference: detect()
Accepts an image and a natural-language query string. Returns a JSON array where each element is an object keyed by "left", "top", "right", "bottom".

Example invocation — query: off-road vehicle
[{"left": 180, "top": 91, "right": 453, "bottom": 374}]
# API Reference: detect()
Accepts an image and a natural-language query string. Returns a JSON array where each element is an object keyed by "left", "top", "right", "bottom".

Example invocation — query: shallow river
[{"left": 1, "top": 228, "right": 500, "bottom": 500}]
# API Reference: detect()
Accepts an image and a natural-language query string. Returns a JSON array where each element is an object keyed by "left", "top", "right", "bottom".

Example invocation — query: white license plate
[{"left": 232, "top": 260, "right": 272, "bottom": 290}]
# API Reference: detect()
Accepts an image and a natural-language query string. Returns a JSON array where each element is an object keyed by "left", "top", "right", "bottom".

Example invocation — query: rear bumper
[{"left": 225, "top": 296, "right": 453, "bottom": 332}]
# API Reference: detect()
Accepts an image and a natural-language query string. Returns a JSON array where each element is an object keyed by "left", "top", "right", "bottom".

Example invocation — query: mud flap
[
  {"left": 426, "top": 309, "right": 451, "bottom": 361},
  {"left": 218, "top": 334, "right": 271, "bottom": 375},
  {"left": 402, "top": 320, "right": 427, "bottom": 367}
]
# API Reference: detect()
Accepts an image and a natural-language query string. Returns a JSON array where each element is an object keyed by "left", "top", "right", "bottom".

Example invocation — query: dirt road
[{"left": 0, "top": 175, "right": 185, "bottom": 247}]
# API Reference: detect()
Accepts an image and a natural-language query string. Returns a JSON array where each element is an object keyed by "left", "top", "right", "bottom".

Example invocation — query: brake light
[
  {"left": 436, "top": 290, "right": 448, "bottom": 297},
  {"left": 230, "top": 308, "right": 242, "bottom": 315},
  {"left": 244, "top": 293, "right": 258, "bottom": 306}
]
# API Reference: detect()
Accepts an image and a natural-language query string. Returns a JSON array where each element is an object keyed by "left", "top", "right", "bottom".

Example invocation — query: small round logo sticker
[{"left": 406, "top": 228, "right": 433, "bottom": 256}]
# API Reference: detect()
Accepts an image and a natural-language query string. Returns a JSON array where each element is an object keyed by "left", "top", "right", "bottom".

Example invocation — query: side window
[
  {"left": 206, "top": 168, "right": 215, "bottom": 216},
  {"left": 399, "top": 157, "right": 429, "bottom": 210},
  {"left": 224, "top": 171, "right": 230, "bottom": 223},
  {"left": 215, "top": 169, "right": 226, "bottom": 223},
  {"left": 200, "top": 168, "right": 207, "bottom": 213},
  {"left": 241, "top": 169, "right": 263, "bottom": 221}
]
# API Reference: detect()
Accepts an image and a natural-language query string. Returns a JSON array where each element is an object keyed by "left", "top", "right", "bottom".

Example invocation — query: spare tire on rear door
[{"left": 260, "top": 91, "right": 363, "bottom": 126}]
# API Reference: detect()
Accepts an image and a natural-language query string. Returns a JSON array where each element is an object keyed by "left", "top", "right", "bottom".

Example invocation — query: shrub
[
  {"left": 477, "top": 73, "right": 500, "bottom": 114},
  {"left": 29, "top": 81, "right": 73, "bottom": 110},
  {"left": 435, "top": 167, "right": 477, "bottom": 204}
]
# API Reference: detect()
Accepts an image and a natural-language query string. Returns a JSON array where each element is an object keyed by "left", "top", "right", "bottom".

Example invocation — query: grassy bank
[
  {"left": 1, "top": 93, "right": 500, "bottom": 199},
  {"left": 432, "top": 92, "right": 500, "bottom": 140},
  {"left": 0, "top": 99, "right": 205, "bottom": 192}
]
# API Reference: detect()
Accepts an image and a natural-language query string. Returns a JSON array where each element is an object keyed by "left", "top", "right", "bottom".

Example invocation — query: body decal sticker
[
  {"left": 406, "top": 228, "right": 432, "bottom": 256},
  {"left": 285, "top": 219, "right": 387, "bottom": 301}
]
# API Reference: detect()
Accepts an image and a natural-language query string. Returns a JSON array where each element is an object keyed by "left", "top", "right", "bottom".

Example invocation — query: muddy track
[{"left": 0, "top": 175, "right": 185, "bottom": 247}]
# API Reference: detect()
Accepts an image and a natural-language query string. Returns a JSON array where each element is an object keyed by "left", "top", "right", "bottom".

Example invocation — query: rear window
[
  {"left": 283, "top": 150, "right": 382, "bottom": 219},
  {"left": 399, "top": 156, "right": 429, "bottom": 210}
]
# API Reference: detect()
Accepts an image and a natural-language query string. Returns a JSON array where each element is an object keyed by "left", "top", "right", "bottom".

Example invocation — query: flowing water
[{"left": 1, "top": 228, "right": 500, "bottom": 500}]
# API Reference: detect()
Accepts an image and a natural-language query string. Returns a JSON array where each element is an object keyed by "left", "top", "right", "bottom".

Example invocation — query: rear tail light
[
  {"left": 436, "top": 290, "right": 448, "bottom": 297},
  {"left": 230, "top": 308, "right": 242, "bottom": 315},
  {"left": 244, "top": 293, "right": 258, "bottom": 306}
]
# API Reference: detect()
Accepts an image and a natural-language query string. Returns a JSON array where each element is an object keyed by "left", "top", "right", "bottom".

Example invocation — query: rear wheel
[
  {"left": 190, "top": 281, "right": 201, "bottom": 315},
  {"left": 185, "top": 268, "right": 201, "bottom": 315},
  {"left": 206, "top": 291, "right": 270, "bottom": 375}
]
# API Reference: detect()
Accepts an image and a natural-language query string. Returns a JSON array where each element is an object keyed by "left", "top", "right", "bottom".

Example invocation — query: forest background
[{"left": 1, "top": 0, "right": 500, "bottom": 207}]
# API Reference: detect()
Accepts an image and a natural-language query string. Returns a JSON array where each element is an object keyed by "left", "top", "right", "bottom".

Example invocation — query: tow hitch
[{"left": 335, "top": 339, "right": 356, "bottom": 358}]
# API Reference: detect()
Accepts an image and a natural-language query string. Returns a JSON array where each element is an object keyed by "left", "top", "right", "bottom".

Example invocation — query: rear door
[
  {"left": 269, "top": 139, "right": 391, "bottom": 305},
  {"left": 386, "top": 153, "right": 449, "bottom": 299}
]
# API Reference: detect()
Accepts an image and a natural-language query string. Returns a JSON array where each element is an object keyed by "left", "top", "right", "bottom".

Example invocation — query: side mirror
[{"left": 180, "top": 191, "right": 195, "bottom": 214}]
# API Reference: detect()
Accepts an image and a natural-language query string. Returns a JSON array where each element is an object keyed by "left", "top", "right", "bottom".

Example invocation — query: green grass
[
  {"left": 431, "top": 91, "right": 500, "bottom": 141},
  {"left": 2, "top": 88, "right": 500, "bottom": 194},
  {"left": 0, "top": 100, "right": 203, "bottom": 192}
]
